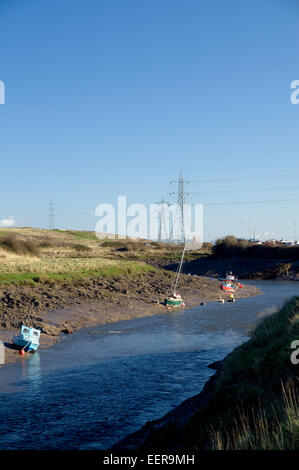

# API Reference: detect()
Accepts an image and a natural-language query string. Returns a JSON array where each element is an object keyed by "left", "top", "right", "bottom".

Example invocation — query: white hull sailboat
[{"left": 165, "top": 246, "right": 186, "bottom": 308}]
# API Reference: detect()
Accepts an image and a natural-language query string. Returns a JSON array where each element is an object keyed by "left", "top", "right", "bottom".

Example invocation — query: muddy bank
[
  {"left": 167, "top": 256, "right": 299, "bottom": 280},
  {"left": 0, "top": 270, "right": 260, "bottom": 366}
]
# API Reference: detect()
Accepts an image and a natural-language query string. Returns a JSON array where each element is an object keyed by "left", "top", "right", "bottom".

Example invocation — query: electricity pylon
[{"left": 169, "top": 170, "right": 193, "bottom": 243}]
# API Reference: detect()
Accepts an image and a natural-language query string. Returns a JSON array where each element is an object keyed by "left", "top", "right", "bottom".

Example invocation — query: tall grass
[
  {"left": 66, "top": 230, "right": 98, "bottom": 241},
  {"left": 210, "top": 380, "right": 299, "bottom": 450}
]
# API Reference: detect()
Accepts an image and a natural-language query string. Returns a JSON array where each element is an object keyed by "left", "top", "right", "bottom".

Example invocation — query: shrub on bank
[
  {"left": 0, "top": 236, "right": 39, "bottom": 256},
  {"left": 213, "top": 236, "right": 299, "bottom": 260}
]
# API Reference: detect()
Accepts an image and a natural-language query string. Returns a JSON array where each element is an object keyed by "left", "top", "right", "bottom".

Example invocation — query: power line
[
  {"left": 204, "top": 197, "right": 299, "bottom": 206},
  {"left": 49, "top": 203, "right": 55, "bottom": 230},
  {"left": 194, "top": 174, "right": 299, "bottom": 184},
  {"left": 55, "top": 208, "right": 96, "bottom": 218},
  {"left": 192, "top": 185, "right": 299, "bottom": 195}
]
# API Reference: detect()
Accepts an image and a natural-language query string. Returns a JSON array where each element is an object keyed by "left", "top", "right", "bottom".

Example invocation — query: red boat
[{"left": 221, "top": 281, "right": 237, "bottom": 292}]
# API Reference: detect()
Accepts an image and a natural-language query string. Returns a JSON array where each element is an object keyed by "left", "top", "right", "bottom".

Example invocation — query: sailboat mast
[{"left": 173, "top": 246, "right": 186, "bottom": 294}]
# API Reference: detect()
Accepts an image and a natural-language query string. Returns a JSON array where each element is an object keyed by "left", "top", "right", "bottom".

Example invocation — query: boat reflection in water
[{"left": 20, "top": 352, "right": 42, "bottom": 396}]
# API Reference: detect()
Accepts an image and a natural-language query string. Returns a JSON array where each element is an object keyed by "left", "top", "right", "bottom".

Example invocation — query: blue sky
[{"left": 0, "top": 0, "right": 299, "bottom": 241}]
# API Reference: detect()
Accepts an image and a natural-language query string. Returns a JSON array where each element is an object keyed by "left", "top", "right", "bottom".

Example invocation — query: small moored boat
[
  {"left": 13, "top": 325, "right": 41, "bottom": 352},
  {"left": 163, "top": 235, "right": 202, "bottom": 309},
  {"left": 225, "top": 271, "right": 236, "bottom": 281},
  {"left": 165, "top": 245, "right": 186, "bottom": 309},
  {"left": 221, "top": 281, "right": 238, "bottom": 292},
  {"left": 165, "top": 292, "right": 186, "bottom": 308}
]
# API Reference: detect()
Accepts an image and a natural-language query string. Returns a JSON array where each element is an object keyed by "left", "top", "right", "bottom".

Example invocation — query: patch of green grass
[
  {"left": 0, "top": 273, "right": 42, "bottom": 286},
  {"left": 66, "top": 230, "right": 98, "bottom": 242},
  {"left": 0, "top": 261, "right": 156, "bottom": 286}
]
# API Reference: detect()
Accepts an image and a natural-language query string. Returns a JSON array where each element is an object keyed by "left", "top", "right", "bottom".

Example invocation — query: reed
[{"left": 210, "top": 379, "right": 299, "bottom": 450}]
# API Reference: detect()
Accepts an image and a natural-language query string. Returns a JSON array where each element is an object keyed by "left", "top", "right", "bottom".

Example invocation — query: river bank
[
  {"left": 171, "top": 256, "right": 299, "bottom": 280},
  {"left": 0, "top": 280, "right": 297, "bottom": 450},
  {"left": 114, "top": 296, "right": 299, "bottom": 451},
  {"left": 174, "top": 236, "right": 299, "bottom": 281},
  {"left": 0, "top": 228, "right": 262, "bottom": 368},
  {"left": 0, "top": 269, "right": 260, "bottom": 366}
]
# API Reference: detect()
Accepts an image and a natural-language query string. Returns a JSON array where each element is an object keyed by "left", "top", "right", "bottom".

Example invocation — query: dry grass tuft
[
  {"left": 210, "top": 380, "right": 299, "bottom": 450},
  {"left": 0, "top": 235, "right": 39, "bottom": 256}
]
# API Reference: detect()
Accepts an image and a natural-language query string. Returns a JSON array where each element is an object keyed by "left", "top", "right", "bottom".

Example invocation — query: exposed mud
[{"left": 0, "top": 270, "right": 260, "bottom": 366}]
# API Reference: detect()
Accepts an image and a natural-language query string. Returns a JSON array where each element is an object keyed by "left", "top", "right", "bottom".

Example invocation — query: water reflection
[{"left": 20, "top": 353, "right": 42, "bottom": 395}]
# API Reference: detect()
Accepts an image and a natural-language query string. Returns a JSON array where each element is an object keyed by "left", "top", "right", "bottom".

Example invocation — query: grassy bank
[
  {"left": 0, "top": 228, "right": 173, "bottom": 287},
  {"left": 205, "top": 296, "right": 299, "bottom": 450},
  {"left": 0, "top": 259, "right": 156, "bottom": 286},
  {"left": 0, "top": 228, "right": 209, "bottom": 286},
  {"left": 117, "top": 297, "right": 299, "bottom": 450}
]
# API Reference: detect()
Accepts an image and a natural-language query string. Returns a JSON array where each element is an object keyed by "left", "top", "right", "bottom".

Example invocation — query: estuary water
[{"left": 0, "top": 280, "right": 297, "bottom": 449}]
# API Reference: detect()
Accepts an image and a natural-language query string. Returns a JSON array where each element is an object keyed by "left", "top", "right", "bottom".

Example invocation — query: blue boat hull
[{"left": 13, "top": 336, "right": 39, "bottom": 352}]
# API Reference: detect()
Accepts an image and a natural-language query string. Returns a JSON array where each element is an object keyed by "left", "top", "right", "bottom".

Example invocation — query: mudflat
[
  {"left": 0, "top": 271, "right": 260, "bottom": 367},
  {"left": 0, "top": 228, "right": 260, "bottom": 367}
]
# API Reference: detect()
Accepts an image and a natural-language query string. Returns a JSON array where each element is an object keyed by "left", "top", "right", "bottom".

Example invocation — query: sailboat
[
  {"left": 164, "top": 235, "right": 202, "bottom": 308},
  {"left": 165, "top": 245, "right": 186, "bottom": 308}
]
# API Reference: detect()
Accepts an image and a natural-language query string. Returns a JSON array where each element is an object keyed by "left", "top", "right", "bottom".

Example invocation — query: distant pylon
[
  {"left": 49, "top": 202, "right": 55, "bottom": 230},
  {"left": 169, "top": 170, "right": 191, "bottom": 243},
  {"left": 157, "top": 197, "right": 168, "bottom": 242}
]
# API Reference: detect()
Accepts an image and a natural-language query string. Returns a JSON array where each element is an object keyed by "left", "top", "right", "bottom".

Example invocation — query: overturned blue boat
[{"left": 13, "top": 325, "right": 41, "bottom": 352}]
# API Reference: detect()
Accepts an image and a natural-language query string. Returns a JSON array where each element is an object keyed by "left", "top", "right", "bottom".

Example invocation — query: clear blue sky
[{"left": 0, "top": 0, "right": 299, "bottom": 241}]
